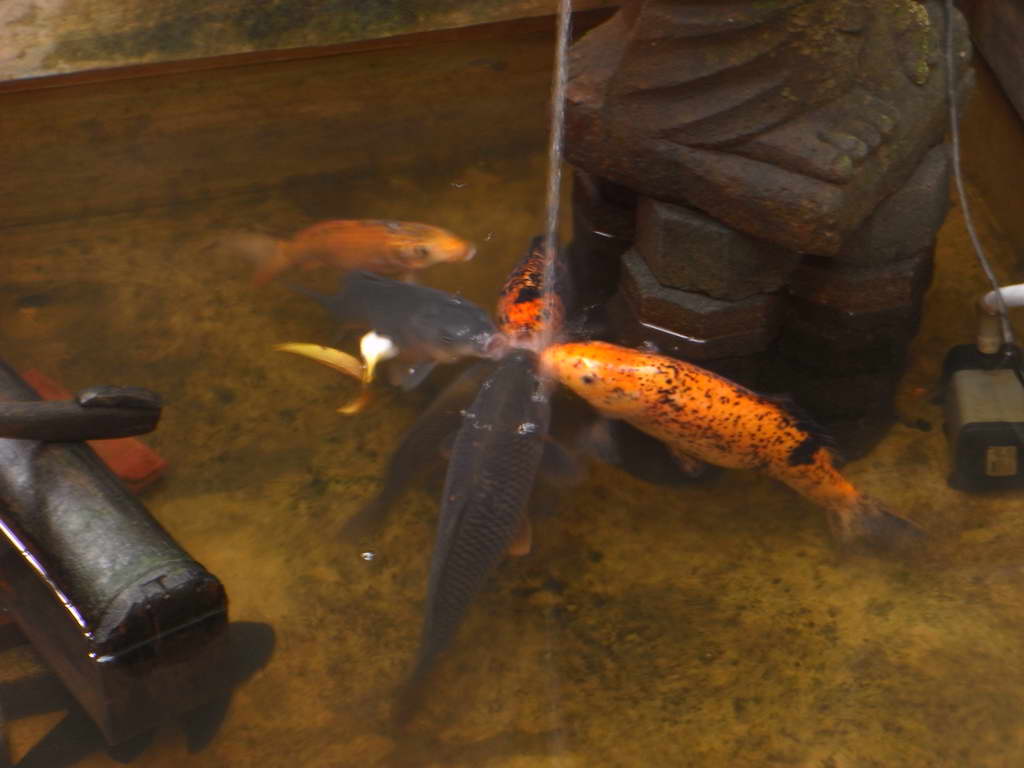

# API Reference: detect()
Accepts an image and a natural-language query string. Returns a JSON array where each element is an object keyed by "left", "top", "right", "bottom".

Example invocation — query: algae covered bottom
[{"left": 2, "top": 18, "right": 1024, "bottom": 768}]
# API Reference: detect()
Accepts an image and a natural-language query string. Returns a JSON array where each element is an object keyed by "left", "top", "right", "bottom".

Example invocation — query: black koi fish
[
  {"left": 342, "top": 361, "right": 496, "bottom": 539},
  {"left": 291, "top": 271, "right": 505, "bottom": 389},
  {"left": 395, "top": 349, "right": 551, "bottom": 723}
]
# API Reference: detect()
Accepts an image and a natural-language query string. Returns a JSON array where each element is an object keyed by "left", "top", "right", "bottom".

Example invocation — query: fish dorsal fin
[
  {"left": 760, "top": 392, "right": 842, "bottom": 463},
  {"left": 540, "top": 437, "right": 587, "bottom": 487}
]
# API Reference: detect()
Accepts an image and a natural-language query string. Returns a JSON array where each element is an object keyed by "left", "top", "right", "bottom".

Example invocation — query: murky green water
[{"left": 3, "top": 17, "right": 1024, "bottom": 768}]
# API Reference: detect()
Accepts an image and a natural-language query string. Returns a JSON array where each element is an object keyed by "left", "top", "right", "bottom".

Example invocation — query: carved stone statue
[
  {"left": 566, "top": 0, "right": 969, "bottom": 255},
  {"left": 565, "top": 0, "right": 973, "bottom": 452}
]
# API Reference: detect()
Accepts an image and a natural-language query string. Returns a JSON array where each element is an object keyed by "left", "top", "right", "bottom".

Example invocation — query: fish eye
[
  {"left": 581, "top": 374, "right": 596, "bottom": 385},
  {"left": 413, "top": 245, "right": 431, "bottom": 258}
]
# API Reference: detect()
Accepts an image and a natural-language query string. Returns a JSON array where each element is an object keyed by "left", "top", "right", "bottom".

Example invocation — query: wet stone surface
[
  {"left": 567, "top": 173, "right": 634, "bottom": 312},
  {"left": 837, "top": 143, "right": 953, "bottom": 265},
  {"left": 635, "top": 198, "right": 801, "bottom": 301},
  {"left": 778, "top": 249, "right": 935, "bottom": 380},
  {"left": 763, "top": 359, "right": 904, "bottom": 422},
  {"left": 787, "top": 250, "right": 935, "bottom": 318},
  {"left": 617, "top": 249, "right": 783, "bottom": 359},
  {"left": 778, "top": 306, "right": 918, "bottom": 375},
  {"left": 605, "top": 292, "right": 769, "bottom": 388},
  {"left": 571, "top": 171, "right": 635, "bottom": 241}
]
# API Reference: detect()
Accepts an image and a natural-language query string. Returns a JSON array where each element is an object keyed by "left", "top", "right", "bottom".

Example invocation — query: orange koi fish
[
  {"left": 541, "top": 341, "right": 921, "bottom": 548},
  {"left": 496, "top": 236, "right": 565, "bottom": 347},
  {"left": 226, "top": 219, "right": 476, "bottom": 285}
]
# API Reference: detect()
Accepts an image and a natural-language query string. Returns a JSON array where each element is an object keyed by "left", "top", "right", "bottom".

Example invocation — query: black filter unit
[{"left": 942, "top": 344, "right": 1024, "bottom": 491}]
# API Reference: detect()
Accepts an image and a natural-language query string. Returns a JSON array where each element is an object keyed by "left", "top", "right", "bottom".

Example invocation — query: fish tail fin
[
  {"left": 217, "top": 231, "right": 290, "bottom": 285},
  {"left": 828, "top": 494, "right": 924, "bottom": 554},
  {"left": 252, "top": 240, "right": 292, "bottom": 286},
  {"left": 391, "top": 657, "right": 435, "bottom": 729},
  {"left": 341, "top": 494, "right": 392, "bottom": 540}
]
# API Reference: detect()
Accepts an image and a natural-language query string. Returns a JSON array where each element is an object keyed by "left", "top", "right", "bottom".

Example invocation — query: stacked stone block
[{"left": 569, "top": 144, "right": 950, "bottom": 454}]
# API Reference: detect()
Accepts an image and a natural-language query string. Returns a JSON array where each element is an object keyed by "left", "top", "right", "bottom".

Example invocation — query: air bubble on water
[
  {"left": 360, "top": 551, "right": 375, "bottom": 562},
  {"left": 517, "top": 422, "right": 538, "bottom": 435}
]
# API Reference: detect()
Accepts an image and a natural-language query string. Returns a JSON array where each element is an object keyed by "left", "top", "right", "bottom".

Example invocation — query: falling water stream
[{"left": 539, "top": 0, "right": 573, "bottom": 351}]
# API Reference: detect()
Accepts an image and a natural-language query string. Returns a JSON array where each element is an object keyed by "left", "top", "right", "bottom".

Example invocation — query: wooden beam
[
  {"left": 0, "top": 0, "right": 617, "bottom": 85},
  {"left": 0, "top": 12, "right": 608, "bottom": 229}
]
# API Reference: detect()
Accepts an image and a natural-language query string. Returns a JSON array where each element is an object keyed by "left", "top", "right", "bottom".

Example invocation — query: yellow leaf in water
[
  {"left": 337, "top": 388, "right": 374, "bottom": 415},
  {"left": 274, "top": 343, "right": 364, "bottom": 380},
  {"left": 274, "top": 342, "right": 374, "bottom": 413}
]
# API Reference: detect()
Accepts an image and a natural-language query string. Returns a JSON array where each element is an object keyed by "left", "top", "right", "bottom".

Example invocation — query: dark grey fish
[
  {"left": 291, "top": 271, "right": 505, "bottom": 389},
  {"left": 395, "top": 349, "right": 551, "bottom": 724},
  {"left": 342, "top": 361, "right": 497, "bottom": 540}
]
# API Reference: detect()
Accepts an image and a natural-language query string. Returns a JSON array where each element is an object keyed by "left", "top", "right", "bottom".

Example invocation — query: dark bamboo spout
[
  {"left": 0, "top": 385, "right": 162, "bottom": 441},
  {"left": 0, "top": 360, "right": 228, "bottom": 745}
]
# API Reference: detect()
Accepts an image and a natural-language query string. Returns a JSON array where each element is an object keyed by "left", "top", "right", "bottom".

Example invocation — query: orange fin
[
  {"left": 828, "top": 495, "right": 924, "bottom": 554},
  {"left": 214, "top": 231, "right": 290, "bottom": 285},
  {"left": 506, "top": 516, "right": 532, "bottom": 557},
  {"left": 667, "top": 445, "right": 713, "bottom": 479}
]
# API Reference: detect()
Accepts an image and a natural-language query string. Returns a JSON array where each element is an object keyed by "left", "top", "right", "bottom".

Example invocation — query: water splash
[{"left": 539, "top": 0, "right": 573, "bottom": 352}]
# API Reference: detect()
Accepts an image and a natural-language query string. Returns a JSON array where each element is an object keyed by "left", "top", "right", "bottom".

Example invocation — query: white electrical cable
[
  {"left": 978, "top": 284, "right": 1024, "bottom": 353},
  {"left": 981, "top": 284, "right": 1024, "bottom": 313}
]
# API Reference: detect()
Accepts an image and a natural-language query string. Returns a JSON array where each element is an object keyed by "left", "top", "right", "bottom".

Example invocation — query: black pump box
[{"left": 943, "top": 345, "right": 1024, "bottom": 491}]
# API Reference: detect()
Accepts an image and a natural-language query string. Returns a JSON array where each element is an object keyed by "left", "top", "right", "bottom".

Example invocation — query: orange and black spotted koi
[
  {"left": 496, "top": 236, "right": 565, "bottom": 347},
  {"left": 542, "top": 340, "right": 922, "bottom": 549}
]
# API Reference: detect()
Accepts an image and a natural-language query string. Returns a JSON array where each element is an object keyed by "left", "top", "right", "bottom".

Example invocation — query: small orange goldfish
[
  {"left": 226, "top": 219, "right": 476, "bottom": 285},
  {"left": 541, "top": 341, "right": 920, "bottom": 549}
]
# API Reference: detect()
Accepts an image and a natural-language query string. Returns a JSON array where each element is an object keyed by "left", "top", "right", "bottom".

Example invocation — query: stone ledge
[{"left": 0, "top": 0, "right": 617, "bottom": 84}]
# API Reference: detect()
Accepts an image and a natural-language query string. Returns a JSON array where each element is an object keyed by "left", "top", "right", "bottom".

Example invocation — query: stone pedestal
[
  {"left": 567, "top": 171, "right": 635, "bottom": 315},
  {"left": 635, "top": 199, "right": 801, "bottom": 300},
  {"left": 564, "top": 1, "right": 969, "bottom": 455}
]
